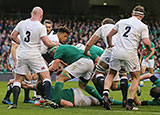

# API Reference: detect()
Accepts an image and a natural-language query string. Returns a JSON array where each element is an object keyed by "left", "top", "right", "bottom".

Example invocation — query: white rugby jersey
[
  {"left": 94, "top": 24, "right": 117, "bottom": 47},
  {"left": 14, "top": 19, "right": 47, "bottom": 59},
  {"left": 112, "top": 16, "right": 149, "bottom": 59},
  {"left": 40, "top": 31, "right": 59, "bottom": 54}
]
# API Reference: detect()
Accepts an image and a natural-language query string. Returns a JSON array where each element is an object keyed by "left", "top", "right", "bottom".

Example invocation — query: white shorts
[
  {"left": 16, "top": 57, "right": 48, "bottom": 75},
  {"left": 142, "top": 59, "right": 154, "bottom": 68},
  {"left": 73, "top": 88, "right": 99, "bottom": 106},
  {"left": 110, "top": 57, "right": 140, "bottom": 72},
  {"left": 100, "top": 48, "right": 112, "bottom": 65},
  {"left": 65, "top": 58, "right": 94, "bottom": 81}
]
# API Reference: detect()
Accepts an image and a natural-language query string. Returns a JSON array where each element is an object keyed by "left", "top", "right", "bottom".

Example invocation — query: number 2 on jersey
[
  {"left": 123, "top": 26, "right": 131, "bottom": 37},
  {"left": 24, "top": 31, "right": 31, "bottom": 42}
]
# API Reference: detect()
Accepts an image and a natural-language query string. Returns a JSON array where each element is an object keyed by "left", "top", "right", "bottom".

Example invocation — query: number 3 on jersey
[
  {"left": 123, "top": 26, "right": 131, "bottom": 37},
  {"left": 24, "top": 31, "right": 31, "bottom": 42}
]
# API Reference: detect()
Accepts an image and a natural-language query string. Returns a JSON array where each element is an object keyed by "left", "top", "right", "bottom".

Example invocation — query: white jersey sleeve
[
  {"left": 141, "top": 25, "right": 149, "bottom": 39},
  {"left": 40, "top": 25, "right": 48, "bottom": 38},
  {"left": 113, "top": 21, "right": 120, "bottom": 31},
  {"left": 14, "top": 20, "right": 24, "bottom": 33},
  {"left": 94, "top": 24, "right": 115, "bottom": 47}
]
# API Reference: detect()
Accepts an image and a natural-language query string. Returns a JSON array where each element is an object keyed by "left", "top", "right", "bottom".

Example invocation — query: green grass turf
[{"left": 0, "top": 81, "right": 160, "bottom": 115}]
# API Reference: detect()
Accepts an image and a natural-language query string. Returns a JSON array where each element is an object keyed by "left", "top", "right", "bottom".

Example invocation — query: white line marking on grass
[{"left": 61, "top": 108, "right": 160, "bottom": 115}]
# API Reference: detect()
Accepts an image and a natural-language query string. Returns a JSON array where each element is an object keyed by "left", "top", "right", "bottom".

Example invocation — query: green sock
[
  {"left": 155, "top": 79, "right": 160, "bottom": 87},
  {"left": 117, "top": 83, "right": 131, "bottom": 90},
  {"left": 85, "top": 85, "right": 102, "bottom": 101},
  {"left": 54, "top": 82, "right": 64, "bottom": 103},
  {"left": 110, "top": 98, "right": 122, "bottom": 105}
]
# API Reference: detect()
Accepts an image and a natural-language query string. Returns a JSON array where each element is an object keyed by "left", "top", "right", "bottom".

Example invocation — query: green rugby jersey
[
  {"left": 54, "top": 44, "right": 90, "bottom": 64},
  {"left": 142, "top": 41, "right": 155, "bottom": 59},
  {"left": 90, "top": 45, "right": 104, "bottom": 61},
  {"left": 51, "top": 86, "right": 74, "bottom": 105}
]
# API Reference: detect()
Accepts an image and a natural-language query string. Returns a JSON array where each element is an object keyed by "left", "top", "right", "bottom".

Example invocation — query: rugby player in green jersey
[
  {"left": 49, "top": 44, "right": 103, "bottom": 105},
  {"left": 139, "top": 41, "right": 155, "bottom": 87}
]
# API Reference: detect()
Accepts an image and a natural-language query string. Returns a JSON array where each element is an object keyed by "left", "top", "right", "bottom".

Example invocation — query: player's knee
[{"left": 95, "top": 63, "right": 107, "bottom": 74}]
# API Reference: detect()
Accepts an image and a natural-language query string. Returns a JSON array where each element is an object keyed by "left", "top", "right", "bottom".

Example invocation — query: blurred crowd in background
[{"left": 0, "top": 16, "right": 160, "bottom": 73}]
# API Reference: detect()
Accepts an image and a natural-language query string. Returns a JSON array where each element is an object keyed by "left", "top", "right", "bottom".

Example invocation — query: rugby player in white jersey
[
  {"left": 8, "top": 6, "right": 59, "bottom": 109},
  {"left": 103, "top": 5, "right": 151, "bottom": 110},
  {"left": 84, "top": 18, "right": 129, "bottom": 107},
  {"left": 33, "top": 20, "right": 70, "bottom": 105},
  {"left": 2, "top": 35, "right": 34, "bottom": 104}
]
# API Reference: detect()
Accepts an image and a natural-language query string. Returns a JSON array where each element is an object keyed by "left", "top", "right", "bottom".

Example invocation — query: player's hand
[
  {"left": 54, "top": 41, "right": 60, "bottom": 46},
  {"left": 141, "top": 49, "right": 149, "bottom": 56},
  {"left": 145, "top": 57, "right": 149, "bottom": 61}
]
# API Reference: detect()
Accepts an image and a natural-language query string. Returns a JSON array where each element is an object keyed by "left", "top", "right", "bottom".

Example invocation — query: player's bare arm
[
  {"left": 142, "top": 38, "right": 151, "bottom": 51},
  {"left": 41, "top": 36, "right": 60, "bottom": 48},
  {"left": 10, "top": 30, "right": 20, "bottom": 44},
  {"left": 11, "top": 43, "right": 18, "bottom": 68},
  {"left": 60, "top": 99, "right": 74, "bottom": 107},
  {"left": 145, "top": 47, "right": 155, "bottom": 61},
  {"left": 106, "top": 28, "right": 117, "bottom": 48},
  {"left": 84, "top": 35, "right": 99, "bottom": 55}
]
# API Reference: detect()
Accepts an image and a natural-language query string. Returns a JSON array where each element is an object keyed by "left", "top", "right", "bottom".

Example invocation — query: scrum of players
[{"left": 2, "top": 5, "right": 159, "bottom": 111}]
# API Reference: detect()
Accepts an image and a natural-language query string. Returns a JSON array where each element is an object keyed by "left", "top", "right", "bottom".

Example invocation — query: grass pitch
[{"left": 0, "top": 81, "right": 160, "bottom": 115}]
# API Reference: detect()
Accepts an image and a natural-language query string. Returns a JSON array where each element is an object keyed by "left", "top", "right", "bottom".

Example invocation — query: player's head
[
  {"left": 57, "top": 26, "right": 70, "bottom": 44},
  {"left": 150, "top": 87, "right": 160, "bottom": 99},
  {"left": 75, "top": 43, "right": 85, "bottom": 51},
  {"left": 31, "top": 6, "right": 43, "bottom": 21},
  {"left": 132, "top": 5, "right": 145, "bottom": 20},
  {"left": 44, "top": 19, "right": 53, "bottom": 34},
  {"left": 101, "top": 18, "right": 115, "bottom": 25}
]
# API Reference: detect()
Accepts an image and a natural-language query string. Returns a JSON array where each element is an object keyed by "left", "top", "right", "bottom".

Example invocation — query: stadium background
[{"left": 0, "top": 0, "right": 160, "bottom": 80}]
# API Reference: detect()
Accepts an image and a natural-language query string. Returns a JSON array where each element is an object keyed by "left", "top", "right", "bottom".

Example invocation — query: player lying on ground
[
  {"left": 36, "top": 80, "right": 100, "bottom": 107},
  {"left": 3, "top": 79, "right": 100, "bottom": 108}
]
